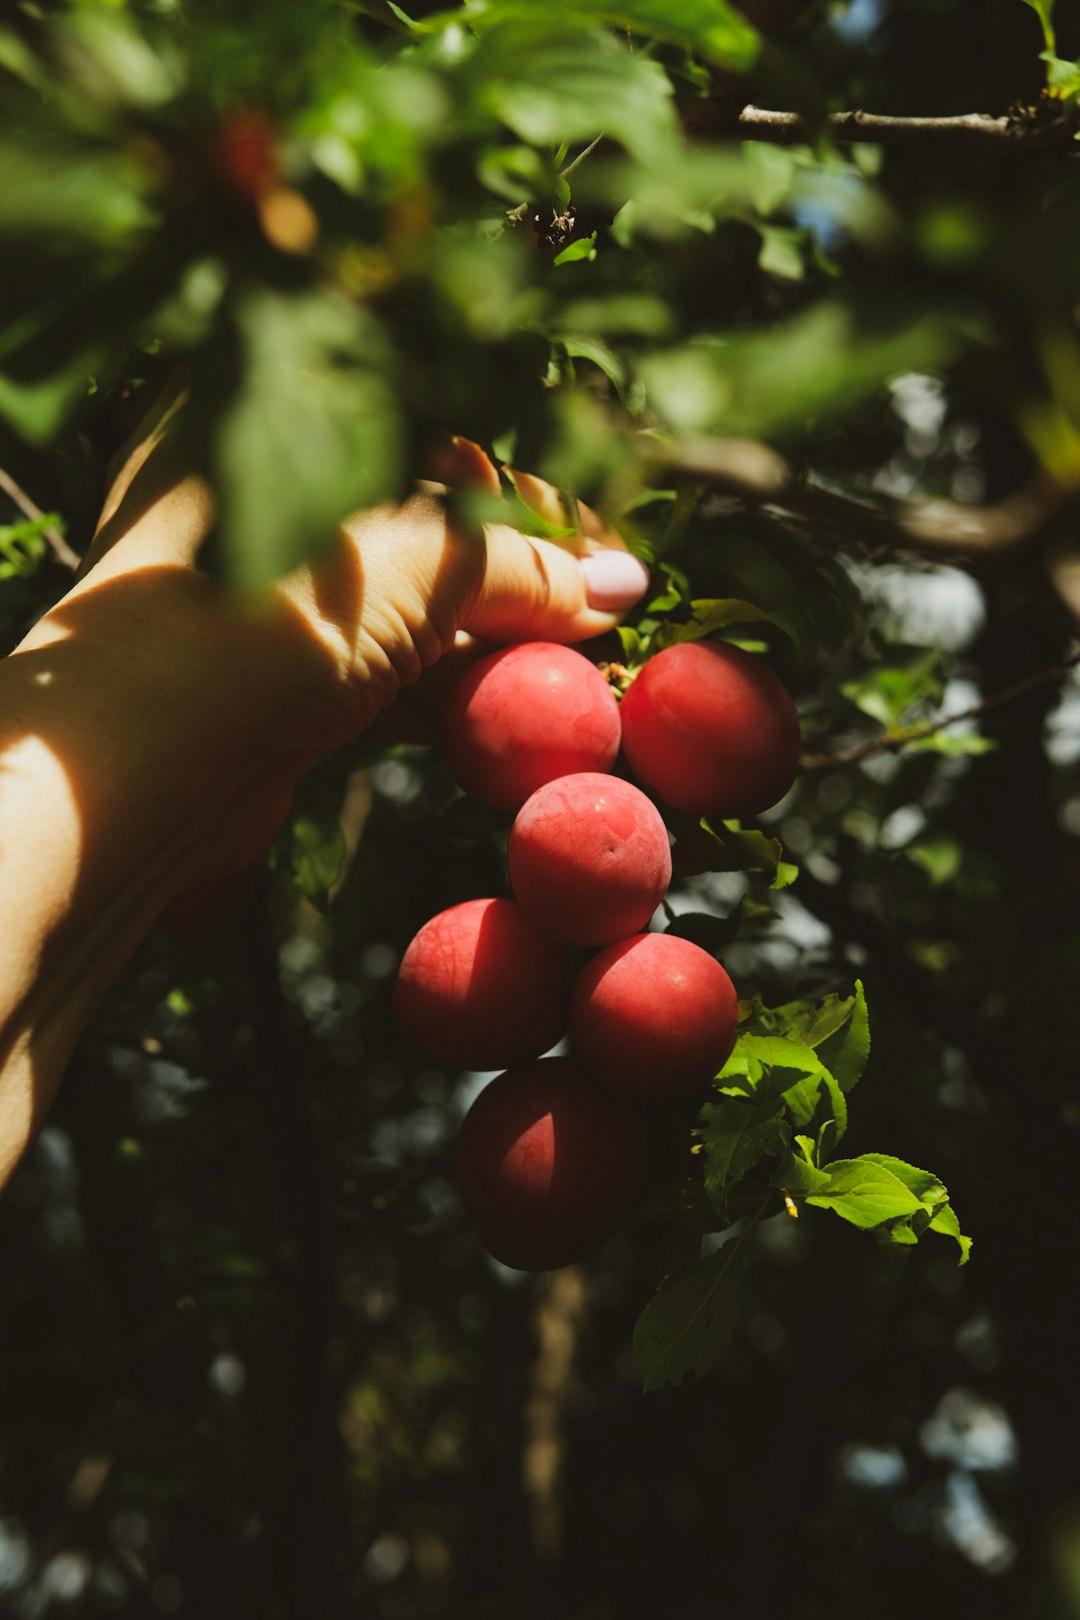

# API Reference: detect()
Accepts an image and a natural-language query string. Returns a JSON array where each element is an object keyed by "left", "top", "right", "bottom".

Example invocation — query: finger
[
  {"left": 424, "top": 435, "right": 502, "bottom": 496},
  {"left": 505, "top": 469, "right": 618, "bottom": 553},
  {"left": 462, "top": 521, "right": 650, "bottom": 645}
]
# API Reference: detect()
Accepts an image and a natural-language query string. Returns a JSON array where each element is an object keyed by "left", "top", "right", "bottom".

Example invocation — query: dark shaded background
[{"left": 4, "top": 0, "right": 1080, "bottom": 1615}]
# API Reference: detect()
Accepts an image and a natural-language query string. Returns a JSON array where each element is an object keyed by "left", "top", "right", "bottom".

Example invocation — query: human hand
[{"left": 69, "top": 394, "right": 651, "bottom": 876}]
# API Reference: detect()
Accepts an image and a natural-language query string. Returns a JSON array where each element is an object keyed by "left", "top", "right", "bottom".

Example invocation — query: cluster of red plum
[{"left": 393, "top": 637, "right": 801, "bottom": 1271}]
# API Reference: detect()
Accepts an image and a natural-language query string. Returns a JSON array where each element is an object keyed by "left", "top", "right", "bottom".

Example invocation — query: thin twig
[
  {"left": 724, "top": 104, "right": 1080, "bottom": 153},
  {"left": 561, "top": 133, "right": 605, "bottom": 180},
  {"left": 504, "top": 133, "right": 607, "bottom": 230},
  {"left": 738, "top": 106, "right": 1015, "bottom": 147},
  {"left": 802, "top": 651, "right": 1080, "bottom": 769},
  {"left": 0, "top": 464, "right": 79, "bottom": 569}
]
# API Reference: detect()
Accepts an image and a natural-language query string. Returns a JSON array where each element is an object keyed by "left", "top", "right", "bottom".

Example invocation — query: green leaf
[
  {"left": 632, "top": 1237, "right": 745, "bottom": 1391},
  {"left": 781, "top": 1069, "right": 825, "bottom": 1127},
  {"left": 204, "top": 287, "right": 402, "bottom": 586},
  {"left": 640, "top": 304, "right": 963, "bottom": 443},
  {"left": 559, "top": 335, "right": 632, "bottom": 404},
  {"left": 697, "top": 1098, "right": 783, "bottom": 1203},
  {"left": 616, "top": 624, "right": 644, "bottom": 661},
  {"left": 564, "top": 0, "right": 760, "bottom": 69},
  {"left": 654, "top": 596, "right": 782, "bottom": 651},
  {"left": 0, "top": 515, "right": 54, "bottom": 580},
  {"left": 0, "top": 351, "right": 102, "bottom": 444},
  {"left": 0, "top": 142, "right": 150, "bottom": 244},
  {"left": 905, "top": 834, "right": 962, "bottom": 886},
  {"left": 757, "top": 224, "right": 806, "bottom": 281},
  {"left": 849, "top": 1153, "right": 947, "bottom": 1210},
  {"left": 1041, "top": 52, "right": 1080, "bottom": 100},
  {"left": 472, "top": 23, "right": 678, "bottom": 162},
  {"left": 904, "top": 730, "right": 996, "bottom": 757},
  {"left": 718, "top": 1034, "right": 824, "bottom": 1104},
  {"left": 274, "top": 780, "right": 348, "bottom": 906},
  {"left": 697, "top": 819, "right": 798, "bottom": 889},
  {"left": 766, "top": 989, "right": 857, "bottom": 1050},
  {"left": 841, "top": 652, "right": 943, "bottom": 728},
  {"left": 1021, "top": 0, "right": 1056, "bottom": 53},
  {"left": 817, "top": 979, "right": 870, "bottom": 1094},
  {"left": 553, "top": 232, "right": 597, "bottom": 265},
  {"left": 801, "top": 1157, "right": 925, "bottom": 1228},
  {"left": 928, "top": 1202, "right": 973, "bottom": 1264},
  {"left": 790, "top": 1151, "right": 966, "bottom": 1251}
]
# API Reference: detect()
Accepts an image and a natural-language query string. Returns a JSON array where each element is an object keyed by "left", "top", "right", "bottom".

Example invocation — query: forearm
[{"left": 0, "top": 491, "right": 326, "bottom": 1185}]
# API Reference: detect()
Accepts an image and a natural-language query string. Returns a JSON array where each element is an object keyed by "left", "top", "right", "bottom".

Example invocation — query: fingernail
[{"left": 580, "top": 550, "right": 651, "bottom": 612}]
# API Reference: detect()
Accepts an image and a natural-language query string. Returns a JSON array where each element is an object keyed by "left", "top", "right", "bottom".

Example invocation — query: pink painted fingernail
[{"left": 580, "top": 551, "right": 651, "bottom": 612}]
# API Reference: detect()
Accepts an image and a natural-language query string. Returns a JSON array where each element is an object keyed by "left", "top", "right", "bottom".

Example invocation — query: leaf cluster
[{"left": 633, "top": 980, "right": 970, "bottom": 1391}]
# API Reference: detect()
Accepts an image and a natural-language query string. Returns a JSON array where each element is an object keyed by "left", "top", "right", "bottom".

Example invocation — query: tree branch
[
  {"left": 802, "top": 650, "right": 1080, "bottom": 769},
  {"left": 656, "top": 435, "right": 1071, "bottom": 558},
  {"left": 727, "top": 103, "right": 1080, "bottom": 152},
  {"left": 0, "top": 464, "right": 79, "bottom": 570}
]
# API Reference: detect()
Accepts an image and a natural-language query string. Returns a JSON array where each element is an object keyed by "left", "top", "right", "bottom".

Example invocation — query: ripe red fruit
[
  {"left": 619, "top": 641, "right": 800, "bottom": 817},
  {"left": 442, "top": 643, "right": 621, "bottom": 812},
  {"left": 393, "top": 898, "right": 569, "bottom": 1070},
  {"left": 456, "top": 1057, "right": 646, "bottom": 1270},
  {"left": 571, "top": 932, "right": 739, "bottom": 1099},
  {"left": 508, "top": 773, "right": 672, "bottom": 947}
]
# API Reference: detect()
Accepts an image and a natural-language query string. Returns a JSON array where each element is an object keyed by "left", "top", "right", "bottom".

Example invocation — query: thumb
[{"left": 461, "top": 521, "right": 651, "bottom": 645}]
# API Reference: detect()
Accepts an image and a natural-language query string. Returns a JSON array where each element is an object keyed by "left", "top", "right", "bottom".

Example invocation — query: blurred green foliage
[{"left": 5, "top": 0, "right": 1080, "bottom": 1617}]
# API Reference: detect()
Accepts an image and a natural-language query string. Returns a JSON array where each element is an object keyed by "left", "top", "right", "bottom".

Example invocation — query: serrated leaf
[
  {"left": 850, "top": 1153, "right": 947, "bottom": 1209},
  {"left": 780, "top": 991, "right": 857, "bottom": 1049},
  {"left": 817, "top": 979, "right": 869, "bottom": 1094},
  {"left": 632, "top": 1239, "right": 744, "bottom": 1392},
  {"left": 781, "top": 1070, "right": 825, "bottom": 1127},
  {"left": 820, "top": 1072, "right": 849, "bottom": 1143},
  {"left": 204, "top": 287, "right": 402, "bottom": 586},
  {"left": 795, "top": 1150, "right": 955, "bottom": 1233},
  {"left": 697, "top": 1098, "right": 782, "bottom": 1203},
  {"left": 801, "top": 1157, "right": 925, "bottom": 1228},
  {"left": 929, "top": 1202, "right": 973, "bottom": 1264},
  {"left": 776, "top": 1150, "right": 830, "bottom": 1195},
  {"left": 718, "top": 1034, "right": 823, "bottom": 1104}
]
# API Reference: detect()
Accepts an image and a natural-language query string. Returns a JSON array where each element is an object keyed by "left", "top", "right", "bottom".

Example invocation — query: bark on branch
[{"left": 726, "top": 104, "right": 1080, "bottom": 153}]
